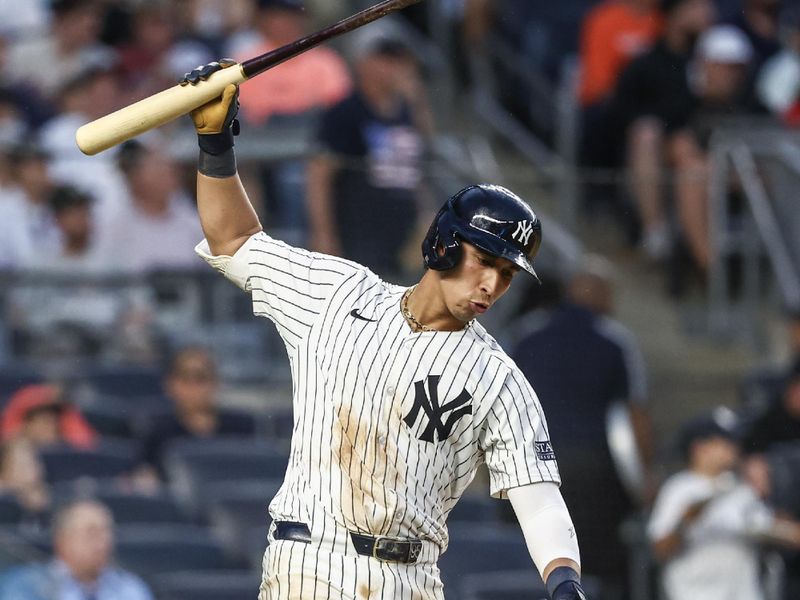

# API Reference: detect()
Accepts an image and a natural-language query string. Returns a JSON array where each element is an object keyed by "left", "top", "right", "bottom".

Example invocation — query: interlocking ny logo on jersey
[
  {"left": 404, "top": 375, "right": 472, "bottom": 443},
  {"left": 512, "top": 220, "right": 535, "bottom": 245}
]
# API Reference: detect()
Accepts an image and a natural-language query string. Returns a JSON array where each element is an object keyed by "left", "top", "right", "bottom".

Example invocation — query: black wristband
[
  {"left": 546, "top": 566, "right": 581, "bottom": 599},
  {"left": 198, "top": 147, "right": 236, "bottom": 178},
  {"left": 197, "top": 130, "right": 234, "bottom": 156}
]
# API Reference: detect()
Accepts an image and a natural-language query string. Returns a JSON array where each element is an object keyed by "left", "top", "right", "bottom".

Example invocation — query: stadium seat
[
  {"left": 163, "top": 438, "right": 289, "bottom": 511},
  {"left": 92, "top": 490, "right": 192, "bottom": 525},
  {"left": 154, "top": 570, "right": 261, "bottom": 600},
  {"left": 82, "top": 365, "right": 164, "bottom": 398},
  {"left": 115, "top": 524, "right": 241, "bottom": 578},
  {"left": 206, "top": 479, "right": 281, "bottom": 562},
  {"left": 0, "top": 494, "right": 23, "bottom": 525},
  {"left": 439, "top": 524, "right": 532, "bottom": 592},
  {"left": 40, "top": 441, "right": 138, "bottom": 483},
  {"left": 0, "top": 527, "right": 48, "bottom": 571},
  {"left": 0, "top": 367, "right": 43, "bottom": 407}
]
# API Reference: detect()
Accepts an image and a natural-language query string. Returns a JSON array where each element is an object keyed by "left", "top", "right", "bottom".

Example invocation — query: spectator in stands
[
  {"left": 0, "top": 438, "right": 50, "bottom": 517},
  {"left": 603, "top": 0, "right": 715, "bottom": 265},
  {"left": 137, "top": 346, "right": 256, "bottom": 481},
  {"left": 3, "top": 0, "right": 115, "bottom": 104},
  {"left": 234, "top": 0, "right": 352, "bottom": 241},
  {"left": 116, "top": 0, "right": 183, "bottom": 100},
  {"left": 0, "top": 384, "right": 97, "bottom": 451},
  {"left": 742, "top": 356, "right": 800, "bottom": 455},
  {"left": 727, "top": 0, "right": 782, "bottom": 72},
  {"left": 37, "top": 64, "right": 128, "bottom": 223},
  {"left": 0, "top": 0, "right": 48, "bottom": 39},
  {"left": 235, "top": 0, "right": 351, "bottom": 126},
  {"left": 757, "top": 10, "right": 800, "bottom": 126},
  {"left": 94, "top": 140, "right": 203, "bottom": 274},
  {"left": 740, "top": 355, "right": 800, "bottom": 600},
  {"left": 27, "top": 186, "right": 107, "bottom": 273},
  {"left": 0, "top": 499, "right": 154, "bottom": 600},
  {"left": 0, "top": 145, "right": 35, "bottom": 271},
  {"left": 648, "top": 406, "right": 800, "bottom": 600},
  {"left": 578, "top": 0, "right": 663, "bottom": 109},
  {"left": 1, "top": 143, "right": 60, "bottom": 263},
  {"left": 307, "top": 36, "right": 429, "bottom": 278},
  {"left": 182, "top": 0, "right": 257, "bottom": 54},
  {"left": 511, "top": 255, "right": 653, "bottom": 599}
]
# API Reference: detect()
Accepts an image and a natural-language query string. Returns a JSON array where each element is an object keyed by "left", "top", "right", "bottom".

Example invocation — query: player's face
[{"left": 440, "top": 243, "right": 520, "bottom": 323}]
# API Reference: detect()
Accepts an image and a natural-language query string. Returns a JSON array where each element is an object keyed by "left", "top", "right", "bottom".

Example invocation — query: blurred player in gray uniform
[{"left": 182, "top": 61, "right": 587, "bottom": 600}]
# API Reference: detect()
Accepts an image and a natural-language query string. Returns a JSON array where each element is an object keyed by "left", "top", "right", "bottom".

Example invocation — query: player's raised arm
[{"left": 183, "top": 61, "right": 262, "bottom": 257}]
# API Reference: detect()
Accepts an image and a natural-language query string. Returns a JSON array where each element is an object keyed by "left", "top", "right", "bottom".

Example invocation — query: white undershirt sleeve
[{"left": 507, "top": 482, "right": 581, "bottom": 579}]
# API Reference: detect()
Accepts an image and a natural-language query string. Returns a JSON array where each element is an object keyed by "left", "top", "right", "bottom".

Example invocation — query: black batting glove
[
  {"left": 547, "top": 567, "right": 588, "bottom": 600},
  {"left": 551, "top": 580, "right": 587, "bottom": 600},
  {"left": 182, "top": 60, "right": 241, "bottom": 156},
  {"left": 180, "top": 58, "right": 238, "bottom": 86}
]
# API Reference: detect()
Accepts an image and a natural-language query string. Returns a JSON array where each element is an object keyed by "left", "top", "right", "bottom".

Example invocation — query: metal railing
[{"left": 707, "top": 124, "right": 800, "bottom": 348}]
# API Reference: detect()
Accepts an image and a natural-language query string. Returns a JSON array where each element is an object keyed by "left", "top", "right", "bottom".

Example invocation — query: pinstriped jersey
[{"left": 196, "top": 232, "right": 560, "bottom": 551}]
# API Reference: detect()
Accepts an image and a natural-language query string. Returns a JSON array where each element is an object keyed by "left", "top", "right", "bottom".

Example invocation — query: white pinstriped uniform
[{"left": 197, "top": 232, "right": 560, "bottom": 599}]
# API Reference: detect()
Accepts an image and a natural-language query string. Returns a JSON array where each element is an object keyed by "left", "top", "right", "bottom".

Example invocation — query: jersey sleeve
[
  {"left": 196, "top": 231, "right": 361, "bottom": 347},
  {"left": 479, "top": 367, "right": 561, "bottom": 499}
]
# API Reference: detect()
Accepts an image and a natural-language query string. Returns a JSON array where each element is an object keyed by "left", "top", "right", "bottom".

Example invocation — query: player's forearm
[
  {"left": 508, "top": 483, "right": 584, "bottom": 598},
  {"left": 197, "top": 171, "right": 262, "bottom": 257}
]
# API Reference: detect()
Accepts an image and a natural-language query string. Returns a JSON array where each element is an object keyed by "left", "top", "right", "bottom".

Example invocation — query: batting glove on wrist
[
  {"left": 181, "top": 60, "right": 240, "bottom": 155},
  {"left": 547, "top": 567, "right": 588, "bottom": 600},
  {"left": 551, "top": 580, "right": 587, "bottom": 600}
]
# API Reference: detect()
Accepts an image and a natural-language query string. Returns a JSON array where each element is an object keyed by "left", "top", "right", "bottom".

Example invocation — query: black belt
[{"left": 273, "top": 521, "right": 423, "bottom": 564}]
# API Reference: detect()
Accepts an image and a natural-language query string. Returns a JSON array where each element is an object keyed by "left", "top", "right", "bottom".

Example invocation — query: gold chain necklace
[{"left": 401, "top": 286, "right": 435, "bottom": 333}]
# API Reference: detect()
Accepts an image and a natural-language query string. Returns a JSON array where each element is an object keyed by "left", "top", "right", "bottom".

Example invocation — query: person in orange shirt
[
  {"left": 579, "top": 0, "right": 664, "bottom": 108},
  {"left": 235, "top": 0, "right": 352, "bottom": 126}
]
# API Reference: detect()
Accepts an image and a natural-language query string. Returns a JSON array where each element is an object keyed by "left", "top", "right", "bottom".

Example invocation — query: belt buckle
[{"left": 372, "top": 535, "right": 391, "bottom": 562}]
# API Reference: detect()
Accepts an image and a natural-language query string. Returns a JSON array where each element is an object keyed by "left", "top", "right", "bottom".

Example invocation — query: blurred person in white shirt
[
  {"left": 4, "top": 0, "right": 115, "bottom": 102},
  {"left": 38, "top": 63, "right": 129, "bottom": 225},
  {"left": 648, "top": 406, "right": 800, "bottom": 600},
  {"left": 95, "top": 139, "right": 203, "bottom": 274}
]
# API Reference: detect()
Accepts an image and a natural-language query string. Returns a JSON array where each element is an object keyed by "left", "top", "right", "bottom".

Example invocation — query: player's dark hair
[
  {"left": 49, "top": 185, "right": 91, "bottom": 214},
  {"left": 165, "top": 345, "right": 217, "bottom": 379},
  {"left": 116, "top": 139, "right": 147, "bottom": 176}
]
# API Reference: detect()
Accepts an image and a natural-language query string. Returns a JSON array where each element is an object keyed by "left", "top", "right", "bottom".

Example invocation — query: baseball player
[{"left": 182, "top": 61, "right": 587, "bottom": 600}]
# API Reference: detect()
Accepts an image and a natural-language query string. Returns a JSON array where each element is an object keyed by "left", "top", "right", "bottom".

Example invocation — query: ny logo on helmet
[
  {"left": 512, "top": 220, "right": 535, "bottom": 245},
  {"left": 404, "top": 375, "right": 472, "bottom": 443}
]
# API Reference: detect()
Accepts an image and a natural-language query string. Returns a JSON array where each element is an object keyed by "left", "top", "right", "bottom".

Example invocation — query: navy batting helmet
[{"left": 422, "top": 184, "right": 542, "bottom": 279}]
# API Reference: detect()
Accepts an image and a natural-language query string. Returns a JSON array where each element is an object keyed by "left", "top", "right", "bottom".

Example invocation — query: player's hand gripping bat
[{"left": 75, "top": 0, "right": 423, "bottom": 155}]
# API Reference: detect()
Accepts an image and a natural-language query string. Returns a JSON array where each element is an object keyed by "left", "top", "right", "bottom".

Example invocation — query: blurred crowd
[{"left": 0, "top": 0, "right": 799, "bottom": 600}]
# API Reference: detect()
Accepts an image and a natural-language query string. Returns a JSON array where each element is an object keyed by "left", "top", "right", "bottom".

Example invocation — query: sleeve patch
[{"left": 535, "top": 441, "right": 556, "bottom": 461}]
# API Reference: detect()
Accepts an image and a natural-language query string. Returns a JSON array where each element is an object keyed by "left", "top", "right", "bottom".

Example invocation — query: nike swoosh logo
[{"left": 349, "top": 309, "right": 377, "bottom": 323}]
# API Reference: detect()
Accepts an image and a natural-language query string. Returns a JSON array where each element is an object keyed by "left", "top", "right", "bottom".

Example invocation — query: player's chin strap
[{"left": 546, "top": 566, "right": 587, "bottom": 600}]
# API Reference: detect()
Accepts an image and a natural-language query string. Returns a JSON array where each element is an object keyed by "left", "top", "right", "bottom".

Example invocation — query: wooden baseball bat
[{"left": 76, "top": 0, "right": 423, "bottom": 156}]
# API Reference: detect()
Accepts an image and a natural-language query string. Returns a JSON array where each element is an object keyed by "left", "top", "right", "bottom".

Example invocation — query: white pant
[{"left": 259, "top": 515, "right": 444, "bottom": 600}]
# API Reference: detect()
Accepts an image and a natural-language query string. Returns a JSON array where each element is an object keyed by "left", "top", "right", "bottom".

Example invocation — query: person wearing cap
[
  {"left": 687, "top": 24, "right": 757, "bottom": 150},
  {"left": 235, "top": 0, "right": 351, "bottom": 126},
  {"left": 647, "top": 407, "right": 800, "bottom": 600},
  {"left": 600, "top": 0, "right": 717, "bottom": 268},
  {"left": 692, "top": 24, "right": 755, "bottom": 109},
  {"left": 0, "top": 384, "right": 97, "bottom": 451},
  {"left": 307, "top": 35, "right": 430, "bottom": 279}
]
